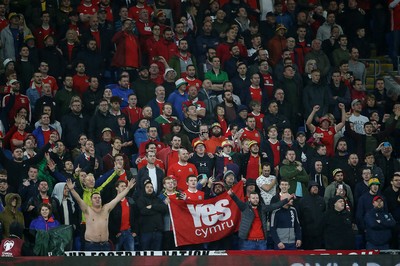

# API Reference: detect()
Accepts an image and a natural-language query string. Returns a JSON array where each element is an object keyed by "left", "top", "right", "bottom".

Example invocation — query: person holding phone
[{"left": 324, "top": 168, "right": 354, "bottom": 208}]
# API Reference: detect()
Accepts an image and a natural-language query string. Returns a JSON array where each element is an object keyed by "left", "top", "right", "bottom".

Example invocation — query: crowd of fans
[{"left": 0, "top": 0, "right": 399, "bottom": 255}]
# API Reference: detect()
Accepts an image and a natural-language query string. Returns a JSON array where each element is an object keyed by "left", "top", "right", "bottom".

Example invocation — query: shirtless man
[{"left": 66, "top": 178, "right": 136, "bottom": 251}]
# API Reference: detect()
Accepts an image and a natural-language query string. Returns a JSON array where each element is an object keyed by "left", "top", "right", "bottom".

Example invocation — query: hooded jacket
[
  {"left": 0, "top": 194, "right": 25, "bottom": 238},
  {"left": 136, "top": 188, "right": 168, "bottom": 234},
  {"left": 50, "top": 182, "right": 79, "bottom": 228}
]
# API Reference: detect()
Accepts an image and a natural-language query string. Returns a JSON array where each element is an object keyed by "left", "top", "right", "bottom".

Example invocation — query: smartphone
[{"left": 338, "top": 184, "right": 343, "bottom": 190}]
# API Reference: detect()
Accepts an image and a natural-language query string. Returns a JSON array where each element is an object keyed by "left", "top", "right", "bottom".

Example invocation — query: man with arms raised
[{"left": 66, "top": 178, "right": 136, "bottom": 251}]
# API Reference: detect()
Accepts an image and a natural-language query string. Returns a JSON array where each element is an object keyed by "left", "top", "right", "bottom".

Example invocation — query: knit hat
[
  {"left": 175, "top": 78, "right": 188, "bottom": 89},
  {"left": 237, "top": 105, "right": 248, "bottom": 113},
  {"left": 211, "top": 122, "right": 222, "bottom": 129},
  {"left": 332, "top": 168, "right": 343, "bottom": 177},
  {"left": 248, "top": 140, "right": 258, "bottom": 149},
  {"left": 223, "top": 170, "right": 235, "bottom": 180},
  {"left": 246, "top": 179, "right": 256, "bottom": 187},
  {"left": 331, "top": 195, "right": 344, "bottom": 205},
  {"left": 164, "top": 67, "right": 177, "bottom": 80},
  {"left": 24, "top": 34, "right": 35, "bottom": 43},
  {"left": 3, "top": 58, "right": 14, "bottom": 67},
  {"left": 193, "top": 140, "right": 205, "bottom": 149},
  {"left": 221, "top": 140, "right": 233, "bottom": 148},
  {"left": 308, "top": 180, "right": 319, "bottom": 191},
  {"left": 102, "top": 127, "right": 113, "bottom": 134},
  {"left": 368, "top": 178, "right": 380, "bottom": 187},
  {"left": 8, "top": 12, "right": 18, "bottom": 20}
]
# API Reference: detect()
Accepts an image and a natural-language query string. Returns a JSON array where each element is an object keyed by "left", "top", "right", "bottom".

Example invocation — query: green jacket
[
  {"left": 0, "top": 193, "right": 25, "bottom": 239},
  {"left": 169, "top": 54, "right": 198, "bottom": 79},
  {"left": 279, "top": 159, "right": 310, "bottom": 196}
]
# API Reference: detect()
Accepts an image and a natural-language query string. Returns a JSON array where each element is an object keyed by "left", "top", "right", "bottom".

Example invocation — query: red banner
[{"left": 169, "top": 181, "right": 244, "bottom": 247}]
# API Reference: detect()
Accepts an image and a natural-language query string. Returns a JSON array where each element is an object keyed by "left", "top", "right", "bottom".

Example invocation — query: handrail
[
  {"left": 398, "top": 56, "right": 400, "bottom": 75},
  {"left": 359, "top": 59, "right": 381, "bottom": 88}
]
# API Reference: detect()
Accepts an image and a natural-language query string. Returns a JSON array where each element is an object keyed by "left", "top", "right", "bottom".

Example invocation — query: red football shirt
[{"left": 167, "top": 162, "right": 198, "bottom": 191}]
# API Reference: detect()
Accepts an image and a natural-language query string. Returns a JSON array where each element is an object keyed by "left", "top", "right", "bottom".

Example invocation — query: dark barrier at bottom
[{"left": 1, "top": 251, "right": 400, "bottom": 266}]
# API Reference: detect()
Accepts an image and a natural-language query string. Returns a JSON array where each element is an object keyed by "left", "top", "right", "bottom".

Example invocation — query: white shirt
[
  {"left": 148, "top": 167, "right": 158, "bottom": 193},
  {"left": 256, "top": 174, "right": 277, "bottom": 205}
]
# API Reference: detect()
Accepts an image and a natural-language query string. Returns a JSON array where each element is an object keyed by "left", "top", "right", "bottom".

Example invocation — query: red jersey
[
  {"left": 184, "top": 77, "right": 202, "bottom": 91},
  {"left": 251, "top": 112, "right": 264, "bottom": 132},
  {"left": 246, "top": 154, "right": 261, "bottom": 180},
  {"left": 77, "top": 3, "right": 98, "bottom": 16},
  {"left": 136, "top": 20, "right": 153, "bottom": 40},
  {"left": 261, "top": 73, "right": 274, "bottom": 99},
  {"left": 315, "top": 126, "right": 337, "bottom": 157},
  {"left": 150, "top": 75, "right": 164, "bottom": 85},
  {"left": 2, "top": 93, "right": 31, "bottom": 125},
  {"left": 240, "top": 128, "right": 262, "bottom": 144},
  {"left": 137, "top": 158, "right": 165, "bottom": 171},
  {"left": 249, "top": 86, "right": 262, "bottom": 103},
  {"left": 184, "top": 189, "right": 204, "bottom": 201},
  {"left": 10, "top": 131, "right": 27, "bottom": 151},
  {"left": 128, "top": 5, "right": 153, "bottom": 22},
  {"left": 182, "top": 99, "right": 206, "bottom": 112},
  {"left": 389, "top": 0, "right": 400, "bottom": 31},
  {"left": 269, "top": 140, "right": 281, "bottom": 167},
  {"left": 145, "top": 36, "right": 161, "bottom": 61},
  {"left": 33, "top": 26, "right": 56, "bottom": 49},
  {"left": 42, "top": 75, "right": 58, "bottom": 95},
  {"left": 72, "top": 74, "right": 90, "bottom": 97},
  {"left": 138, "top": 139, "right": 166, "bottom": 156},
  {"left": 247, "top": 208, "right": 264, "bottom": 240},
  {"left": 122, "top": 106, "right": 143, "bottom": 125},
  {"left": 167, "top": 162, "right": 198, "bottom": 191},
  {"left": 0, "top": 18, "right": 8, "bottom": 32},
  {"left": 120, "top": 198, "right": 131, "bottom": 231},
  {"left": 154, "top": 39, "right": 178, "bottom": 62}
]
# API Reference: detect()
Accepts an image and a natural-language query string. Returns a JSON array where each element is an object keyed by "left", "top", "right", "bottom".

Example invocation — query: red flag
[{"left": 169, "top": 181, "right": 244, "bottom": 247}]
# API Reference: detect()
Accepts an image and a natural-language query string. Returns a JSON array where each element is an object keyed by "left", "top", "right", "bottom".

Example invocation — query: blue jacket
[
  {"left": 32, "top": 126, "right": 55, "bottom": 148},
  {"left": 166, "top": 90, "right": 188, "bottom": 121},
  {"left": 29, "top": 216, "right": 60, "bottom": 231},
  {"left": 365, "top": 208, "right": 396, "bottom": 245},
  {"left": 111, "top": 86, "right": 134, "bottom": 108},
  {"left": 356, "top": 193, "right": 387, "bottom": 231}
]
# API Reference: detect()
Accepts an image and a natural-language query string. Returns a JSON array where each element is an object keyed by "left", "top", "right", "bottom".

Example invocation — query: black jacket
[
  {"left": 297, "top": 194, "right": 326, "bottom": 237},
  {"left": 136, "top": 193, "right": 168, "bottom": 233},
  {"left": 109, "top": 196, "right": 138, "bottom": 243},
  {"left": 322, "top": 208, "right": 355, "bottom": 250},
  {"left": 136, "top": 166, "right": 165, "bottom": 197},
  {"left": 61, "top": 111, "right": 90, "bottom": 149}
]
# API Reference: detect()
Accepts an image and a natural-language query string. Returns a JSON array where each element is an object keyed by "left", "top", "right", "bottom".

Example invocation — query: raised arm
[
  {"left": 66, "top": 178, "right": 89, "bottom": 214},
  {"left": 334, "top": 103, "right": 346, "bottom": 132},
  {"left": 305, "top": 105, "right": 319, "bottom": 133},
  {"left": 104, "top": 178, "right": 136, "bottom": 212}
]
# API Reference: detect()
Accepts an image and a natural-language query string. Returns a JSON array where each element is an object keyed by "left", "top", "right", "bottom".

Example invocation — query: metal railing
[
  {"left": 398, "top": 56, "right": 400, "bottom": 75},
  {"left": 359, "top": 59, "right": 381, "bottom": 88}
]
